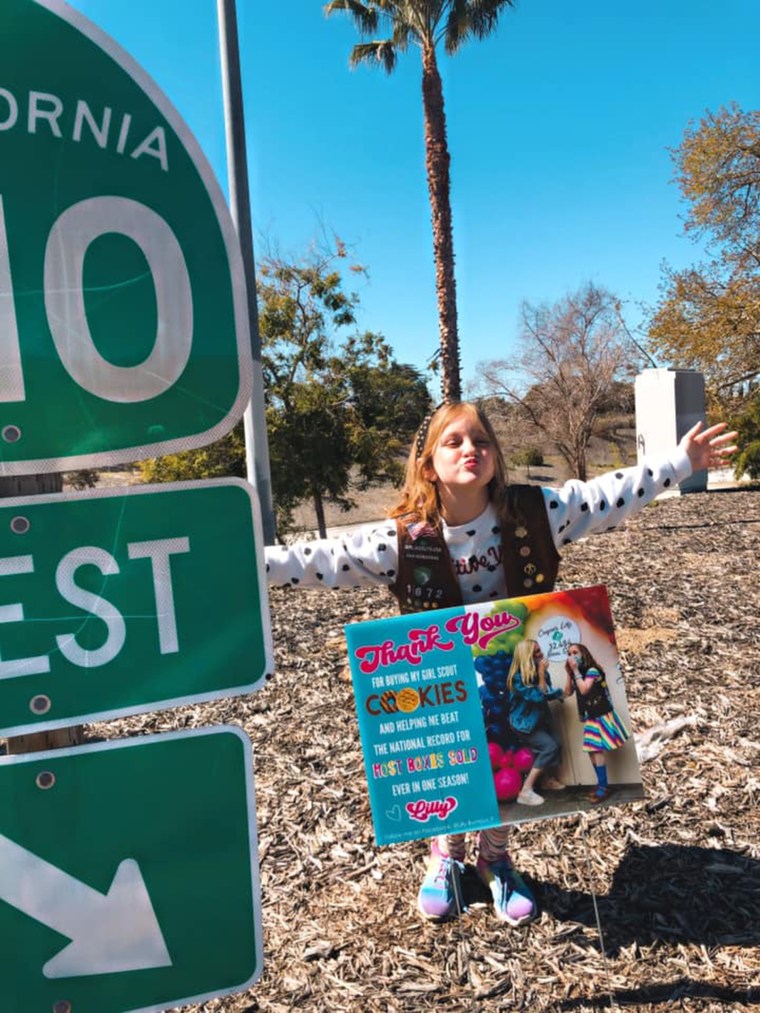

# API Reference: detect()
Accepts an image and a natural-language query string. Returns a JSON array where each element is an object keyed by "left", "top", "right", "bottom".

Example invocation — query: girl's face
[
  {"left": 567, "top": 645, "right": 582, "bottom": 665},
  {"left": 428, "top": 416, "right": 496, "bottom": 498}
]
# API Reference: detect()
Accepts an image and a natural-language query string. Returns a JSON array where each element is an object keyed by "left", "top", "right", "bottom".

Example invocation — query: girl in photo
[
  {"left": 566, "top": 642, "right": 629, "bottom": 803},
  {"left": 506, "top": 639, "right": 570, "bottom": 806},
  {"left": 266, "top": 400, "right": 736, "bottom": 926}
]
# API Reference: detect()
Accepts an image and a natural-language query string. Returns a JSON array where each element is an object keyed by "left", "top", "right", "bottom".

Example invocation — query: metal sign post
[{"left": 217, "top": 0, "right": 276, "bottom": 545}]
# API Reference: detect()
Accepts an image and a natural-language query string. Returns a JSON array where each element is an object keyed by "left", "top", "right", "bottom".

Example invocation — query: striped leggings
[{"left": 436, "top": 828, "right": 510, "bottom": 863}]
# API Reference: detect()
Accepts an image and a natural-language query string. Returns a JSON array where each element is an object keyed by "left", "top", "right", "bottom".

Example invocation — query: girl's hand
[{"left": 681, "top": 421, "right": 738, "bottom": 472}]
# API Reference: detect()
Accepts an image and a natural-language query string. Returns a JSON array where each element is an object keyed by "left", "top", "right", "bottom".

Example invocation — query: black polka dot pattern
[
  {"left": 616, "top": 498, "right": 625, "bottom": 507},
  {"left": 549, "top": 500, "right": 558, "bottom": 509}
]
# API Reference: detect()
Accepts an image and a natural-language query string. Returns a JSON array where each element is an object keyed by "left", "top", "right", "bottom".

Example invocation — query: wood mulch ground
[{"left": 96, "top": 488, "right": 760, "bottom": 1013}]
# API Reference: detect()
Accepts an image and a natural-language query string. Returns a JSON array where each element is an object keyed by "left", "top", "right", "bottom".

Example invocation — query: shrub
[{"left": 510, "top": 447, "right": 544, "bottom": 468}]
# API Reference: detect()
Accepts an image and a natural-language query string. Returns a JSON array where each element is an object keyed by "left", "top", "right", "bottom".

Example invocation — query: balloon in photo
[
  {"left": 494, "top": 766, "right": 522, "bottom": 801},
  {"left": 513, "top": 747, "right": 535, "bottom": 773}
]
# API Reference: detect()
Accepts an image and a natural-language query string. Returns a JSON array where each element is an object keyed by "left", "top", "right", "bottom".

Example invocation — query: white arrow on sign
[{"left": 0, "top": 833, "right": 172, "bottom": 979}]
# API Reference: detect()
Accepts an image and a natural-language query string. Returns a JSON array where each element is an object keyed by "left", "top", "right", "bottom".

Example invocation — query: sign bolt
[
  {"left": 1, "top": 425, "right": 21, "bottom": 443},
  {"left": 10, "top": 515, "right": 29, "bottom": 534},
  {"left": 53, "top": 1002, "right": 71, "bottom": 1013},
  {"left": 36, "top": 771, "right": 56, "bottom": 790},
  {"left": 30, "top": 694, "right": 51, "bottom": 715}
]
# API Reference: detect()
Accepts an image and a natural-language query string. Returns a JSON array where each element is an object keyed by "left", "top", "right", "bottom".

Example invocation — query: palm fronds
[{"left": 348, "top": 39, "right": 398, "bottom": 72}]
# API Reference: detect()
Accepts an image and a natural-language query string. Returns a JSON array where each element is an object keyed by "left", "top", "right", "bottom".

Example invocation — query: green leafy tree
[
  {"left": 731, "top": 392, "right": 760, "bottom": 480},
  {"left": 140, "top": 243, "right": 430, "bottom": 538},
  {"left": 325, "top": 0, "right": 517, "bottom": 404},
  {"left": 139, "top": 423, "right": 246, "bottom": 483},
  {"left": 649, "top": 105, "right": 760, "bottom": 399},
  {"left": 259, "top": 246, "right": 430, "bottom": 536}
]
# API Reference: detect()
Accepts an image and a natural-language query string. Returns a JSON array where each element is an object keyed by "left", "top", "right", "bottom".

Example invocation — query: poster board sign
[{"left": 345, "top": 585, "right": 643, "bottom": 845}]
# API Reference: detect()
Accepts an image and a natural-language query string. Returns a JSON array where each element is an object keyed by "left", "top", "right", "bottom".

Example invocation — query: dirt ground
[{"left": 94, "top": 487, "right": 760, "bottom": 1013}]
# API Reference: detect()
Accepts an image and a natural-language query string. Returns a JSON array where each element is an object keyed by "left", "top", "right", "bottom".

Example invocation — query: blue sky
[{"left": 70, "top": 0, "right": 759, "bottom": 398}]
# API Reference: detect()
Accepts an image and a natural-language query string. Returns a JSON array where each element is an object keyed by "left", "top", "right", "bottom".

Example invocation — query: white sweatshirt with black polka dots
[{"left": 265, "top": 444, "right": 693, "bottom": 604}]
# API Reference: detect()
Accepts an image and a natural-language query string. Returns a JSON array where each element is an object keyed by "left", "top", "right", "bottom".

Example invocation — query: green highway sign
[
  {"left": 0, "top": 725, "right": 261, "bottom": 1012},
  {"left": 0, "top": 0, "right": 251, "bottom": 475},
  {"left": 0, "top": 479, "right": 271, "bottom": 736}
]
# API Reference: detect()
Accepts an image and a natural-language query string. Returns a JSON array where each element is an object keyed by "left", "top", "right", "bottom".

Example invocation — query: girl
[
  {"left": 265, "top": 401, "right": 736, "bottom": 926},
  {"left": 506, "top": 639, "right": 571, "bottom": 806},
  {"left": 566, "top": 642, "right": 629, "bottom": 803}
]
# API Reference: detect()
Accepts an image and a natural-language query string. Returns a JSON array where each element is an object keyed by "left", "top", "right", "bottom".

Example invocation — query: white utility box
[{"left": 634, "top": 368, "right": 706, "bottom": 493}]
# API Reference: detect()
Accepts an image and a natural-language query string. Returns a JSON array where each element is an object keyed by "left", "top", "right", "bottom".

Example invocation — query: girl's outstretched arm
[
  {"left": 540, "top": 421, "right": 737, "bottom": 549},
  {"left": 265, "top": 522, "right": 399, "bottom": 591}
]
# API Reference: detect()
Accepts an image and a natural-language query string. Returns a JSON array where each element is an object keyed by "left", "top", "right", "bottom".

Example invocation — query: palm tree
[{"left": 324, "top": 0, "right": 517, "bottom": 403}]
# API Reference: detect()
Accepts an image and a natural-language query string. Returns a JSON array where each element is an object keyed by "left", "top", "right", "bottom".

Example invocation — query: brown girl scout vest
[{"left": 390, "top": 485, "right": 560, "bottom": 615}]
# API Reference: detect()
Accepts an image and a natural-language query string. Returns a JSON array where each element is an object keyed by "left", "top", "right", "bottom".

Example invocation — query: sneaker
[
  {"left": 417, "top": 842, "right": 465, "bottom": 921},
  {"left": 540, "top": 775, "right": 566, "bottom": 791},
  {"left": 589, "top": 786, "right": 613, "bottom": 804},
  {"left": 516, "top": 788, "right": 544, "bottom": 806},
  {"left": 477, "top": 855, "right": 537, "bottom": 926}
]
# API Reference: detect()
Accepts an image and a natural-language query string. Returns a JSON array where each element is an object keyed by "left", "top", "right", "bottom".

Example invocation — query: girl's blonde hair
[
  {"left": 389, "top": 402, "right": 509, "bottom": 527},
  {"left": 508, "top": 639, "right": 547, "bottom": 692}
]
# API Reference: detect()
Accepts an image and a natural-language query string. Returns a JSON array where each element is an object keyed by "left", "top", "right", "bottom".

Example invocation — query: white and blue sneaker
[
  {"left": 417, "top": 841, "right": 465, "bottom": 921},
  {"left": 476, "top": 855, "right": 536, "bottom": 926}
]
